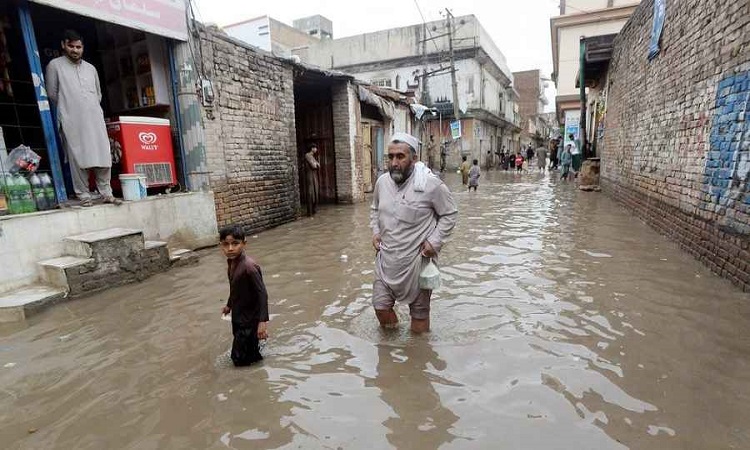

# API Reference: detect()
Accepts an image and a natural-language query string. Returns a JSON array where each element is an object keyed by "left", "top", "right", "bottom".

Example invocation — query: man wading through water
[{"left": 370, "top": 132, "right": 458, "bottom": 333}]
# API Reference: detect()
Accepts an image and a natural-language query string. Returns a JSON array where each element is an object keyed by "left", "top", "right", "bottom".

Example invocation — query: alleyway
[{"left": 2, "top": 171, "right": 749, "bottom": 449}]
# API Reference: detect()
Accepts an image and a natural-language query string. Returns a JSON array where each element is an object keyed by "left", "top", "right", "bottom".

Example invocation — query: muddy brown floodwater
[{"left": 2, "top": 171, "right": 750, "bottom": 449}]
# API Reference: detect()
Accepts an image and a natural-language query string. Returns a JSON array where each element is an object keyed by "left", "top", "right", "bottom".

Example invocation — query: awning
[
  {"left": 576, "top": 33, "right": 617, "bottom": 88},
  {"left": 358, "top": 85, "right": 395, "bottom": 119},
  {"left": 29, "top": 0, "right": 188, "bottom": 41}
]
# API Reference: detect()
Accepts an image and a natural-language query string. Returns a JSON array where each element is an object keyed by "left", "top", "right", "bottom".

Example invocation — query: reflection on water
[{"left": 1, "top": 171, "right": 750, "bottom": 449}]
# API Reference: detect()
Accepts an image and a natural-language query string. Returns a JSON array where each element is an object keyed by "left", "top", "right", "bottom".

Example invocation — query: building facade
[
  {"left": 223, "top": 15, "right": 330, "bottom": 58},
  {"left": 513, "top": 69, "right": 551, "bottom": 148},
  {"left": 296, "top": 15, "right": 520, "bottom": 169},
  {"left": 550, "top": 0, "right": 639, "bottom": 150}
]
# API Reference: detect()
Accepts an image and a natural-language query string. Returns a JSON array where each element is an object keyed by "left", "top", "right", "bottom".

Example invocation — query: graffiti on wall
[{"left": 704, "top": 70, "right": 750, "bottom": 232}]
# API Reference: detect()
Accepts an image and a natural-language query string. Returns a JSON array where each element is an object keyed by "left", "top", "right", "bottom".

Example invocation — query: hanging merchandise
[{"left": 7, "top": 145, "right": 41, "bottom": 173}]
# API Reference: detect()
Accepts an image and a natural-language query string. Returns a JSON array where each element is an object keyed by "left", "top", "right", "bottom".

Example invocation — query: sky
[{"left": 192, "top": 0, "right": 560, "bottom": 112}]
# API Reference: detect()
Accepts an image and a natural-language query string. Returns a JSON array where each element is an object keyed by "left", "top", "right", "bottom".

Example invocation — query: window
[
  {"left": 467, "top": 75, "right": 474, "bottom": 94},
  {"left": 371, "top": 78, "right": 392, "bottom": 88}
]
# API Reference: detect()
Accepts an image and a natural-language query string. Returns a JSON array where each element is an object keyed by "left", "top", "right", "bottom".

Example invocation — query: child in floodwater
[
  {"left": 468, "top": 159, "right": 480, "bottom": 191},
  {"left": 220, "top": 225, "right": 269, "bottom": 366}
]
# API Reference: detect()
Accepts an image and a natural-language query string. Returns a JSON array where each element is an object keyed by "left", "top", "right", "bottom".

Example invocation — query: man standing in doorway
[
  {"left": 370, "top": 132, "right": 457, "bottom": 333},
  {"left": 426, "top": 135, "right": 435, "bottom": 171},
  {"left": 46, "top": 30, "right": 120, "bottom": 207},
  {"left": 304, "top": 143, "right": 320, "bottom": 217}
]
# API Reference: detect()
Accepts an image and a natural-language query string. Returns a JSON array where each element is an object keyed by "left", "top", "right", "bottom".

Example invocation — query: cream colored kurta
[
  {"left": 370, "top": 171, "right": 458, "bottom": 304},
  {"left": 45, "top": 56, "right": 111, "bottom": 168}
]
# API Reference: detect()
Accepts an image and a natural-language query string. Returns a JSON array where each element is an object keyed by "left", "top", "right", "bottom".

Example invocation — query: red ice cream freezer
[{"left": 106, "top": 116, "right": 177, "bottom": 190}]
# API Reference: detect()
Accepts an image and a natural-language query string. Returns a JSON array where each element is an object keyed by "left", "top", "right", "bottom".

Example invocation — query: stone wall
[
  {"left": 199, "top": 27, "right": 300, "bottom": 233},
  {"left": 601, "top": 0, "right": 750, "bottom": 291}
]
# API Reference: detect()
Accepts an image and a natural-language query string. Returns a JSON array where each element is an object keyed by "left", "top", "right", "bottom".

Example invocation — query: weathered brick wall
[
  {"left": 601, "top": 0, "right": 750, "bottom": 291},
  {"left": 513, "top": 70, "right": 540, "bottom": 144},
  {"left": 199, "top": 27, "right": 300, "bottom": 233},
  {"left": 332, "top": 82, "right": 364, "bottom": 203}
]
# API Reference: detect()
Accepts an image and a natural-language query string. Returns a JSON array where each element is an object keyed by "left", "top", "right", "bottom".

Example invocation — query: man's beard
[{"left": 389, "top": 165, "right": 413, "bottom": 184}]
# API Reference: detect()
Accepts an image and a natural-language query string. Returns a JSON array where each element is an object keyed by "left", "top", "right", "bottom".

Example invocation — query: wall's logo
[
  {"left": 138, "top": 132, "right": 158, "bottom": 150},
  {"left": 138, "top": 132, "right": 157, "bottom": 145}
]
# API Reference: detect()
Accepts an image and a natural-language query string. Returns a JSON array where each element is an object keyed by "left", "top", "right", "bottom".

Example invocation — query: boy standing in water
[
  {"left": 220, "top": 225, "right": 269, "bottom": 366},
  {"left": 468, "top": 159, "right": 480, "bottom": 191}
]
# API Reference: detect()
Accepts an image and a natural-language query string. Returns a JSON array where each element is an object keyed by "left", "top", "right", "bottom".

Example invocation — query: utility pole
[{"left": 445, "top": 8, "right": 460, "bottom": 122}]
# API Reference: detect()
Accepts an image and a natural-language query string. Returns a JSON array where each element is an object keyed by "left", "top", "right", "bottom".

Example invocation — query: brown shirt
[{"left": 226, "top": 252, "right": 269, "bottom": 325}]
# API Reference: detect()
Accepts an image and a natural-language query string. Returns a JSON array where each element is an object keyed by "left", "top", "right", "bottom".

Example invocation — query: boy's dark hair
[
  {"left": 219, "top": 224, "right": 246, "bottom": 241},
  {"left": 62, "top": 29, "right": 83, "bottom": 43},
  {"left": 462, "top": 155, "right": 467, "bottom": 161},
  {"left": 472, "top": 159, "right": 478, "bottom": 165}
]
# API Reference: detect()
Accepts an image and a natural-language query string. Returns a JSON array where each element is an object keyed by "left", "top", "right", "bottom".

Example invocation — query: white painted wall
[
  {"left": 224, "top": 17, "right": 272, "bottom": 52},
  {"left": 563, "top": 0, "right": 639, "bottom": 14},
  {"left": 0, "top": 192, "right": 218, "bottom": 293},
  {"left": 557, "top": 19, "right": 629, "bottom": 96}
]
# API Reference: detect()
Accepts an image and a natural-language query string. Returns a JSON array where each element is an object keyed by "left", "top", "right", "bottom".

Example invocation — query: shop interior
[{"left": 0, "top": 2, "right": 180, "bottom": 208}]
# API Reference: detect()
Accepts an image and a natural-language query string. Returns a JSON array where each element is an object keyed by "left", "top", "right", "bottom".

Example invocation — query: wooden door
[
  {"left": 362, "top": 123, "right": 373, "bottom": 192},
  {"left": 295, "top": 84, "right": 336, "bottom": 203}
]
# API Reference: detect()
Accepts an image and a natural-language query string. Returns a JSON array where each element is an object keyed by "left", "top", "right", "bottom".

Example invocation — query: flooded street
[{"left": 2, "top": 171, "right": 750, "bottom": 449}]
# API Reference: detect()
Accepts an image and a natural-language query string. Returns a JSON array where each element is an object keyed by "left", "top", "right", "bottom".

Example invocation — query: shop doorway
[
  {"left": 1, "top": 2, "right": 178, "bottom": 207},
  {"left": 294, "top": 75, "right": 337, "bottom": 205}
]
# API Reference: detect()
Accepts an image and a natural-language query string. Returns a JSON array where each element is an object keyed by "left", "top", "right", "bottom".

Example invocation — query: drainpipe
[
  {"left": 170, "top": 40, "right": 210, "bottom": 191},
  {"left": 579, "top": 37, "right": 587, "bottom": 153}
]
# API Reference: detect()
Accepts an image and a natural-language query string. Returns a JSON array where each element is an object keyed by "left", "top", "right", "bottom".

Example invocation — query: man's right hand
[
  {"left": 222, "top": 306, "right": 231, "bottom": 315},
  {"left": 372, "top": 234, "right": 382, "bottom": 252}
]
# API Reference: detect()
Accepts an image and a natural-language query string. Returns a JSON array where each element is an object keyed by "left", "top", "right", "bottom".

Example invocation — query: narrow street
[{"left": 2, "top": 171, "right": 749, "bottom": 449}]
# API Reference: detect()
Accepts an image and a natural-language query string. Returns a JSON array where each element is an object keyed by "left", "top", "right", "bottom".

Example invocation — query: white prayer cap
[{"left": 389, "top": 132, "right": 420, "bottom": 153}]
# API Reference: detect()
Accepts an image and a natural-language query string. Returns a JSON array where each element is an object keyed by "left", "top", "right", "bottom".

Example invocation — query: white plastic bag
[{"left": 419, "top": 258, "right": 441, "bottom": 290}]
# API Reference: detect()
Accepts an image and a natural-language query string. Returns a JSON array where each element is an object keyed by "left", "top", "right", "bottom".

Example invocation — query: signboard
[
  {"left": 563, "top": 110, "right": 580, "bottom": 154},
  {"left": 648, "top": 0, "right": 666, "bottom": 60},
  {"left": 450, "top": 120, "right": 461, "bottom": 140},
  {"left": 30, "top": 0, "right": 188, "bottom": 41}
]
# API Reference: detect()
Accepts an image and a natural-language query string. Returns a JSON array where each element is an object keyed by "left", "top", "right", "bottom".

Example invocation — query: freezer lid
[{"left": 116, "top": 116, "right": 171, "bottom": 126}]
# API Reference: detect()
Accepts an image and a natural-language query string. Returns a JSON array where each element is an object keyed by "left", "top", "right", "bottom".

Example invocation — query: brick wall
[
  {"left": 513, "top": 69, "right": 541, "bottom": 144},
  {"left": 332, "top": 82, "right": 364, "bottom": 203},
  {"left": 199, "top": 27, "right": 300, "bottom": 233},
  {"left": 601, "top": 0, "right": 750, "bottom": 291}
]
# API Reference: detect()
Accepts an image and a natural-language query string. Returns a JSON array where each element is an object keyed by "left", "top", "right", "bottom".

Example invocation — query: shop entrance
[{"left": 0, "top": 1, "right": 178, "bottom": 212}]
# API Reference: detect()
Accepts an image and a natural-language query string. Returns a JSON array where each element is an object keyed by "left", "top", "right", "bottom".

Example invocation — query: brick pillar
[{"left": 332, "top": 81, "right": 365, "bottom": 203}]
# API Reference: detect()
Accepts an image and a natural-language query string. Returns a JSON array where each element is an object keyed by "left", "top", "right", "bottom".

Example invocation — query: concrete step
[
  {"left": 169, "top": 248, "right": 200, "bottom": 267},
  {"left": 144, "top": 240, "right": 168, "bottom": 250},
  {"left": 64, "top": 228, "right": 144, "bottom": 259},
  {"left": 0, "top": 285, "right": 68, "bottom": 323},
  {"left": 38, "top": 256, "right": 95, "bottom": 289}
]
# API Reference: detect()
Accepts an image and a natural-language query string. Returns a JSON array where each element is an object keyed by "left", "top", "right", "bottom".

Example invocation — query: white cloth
[{"left": 46, "top": 56, "right": 111, "bottom": 169}]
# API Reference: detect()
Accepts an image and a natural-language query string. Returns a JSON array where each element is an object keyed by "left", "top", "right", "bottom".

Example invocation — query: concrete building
[
  {"left": 197, "top": 25, "right": 418, "bottom": 230},
  {"left": 550, "top": 0, "right": 639, "bottom": 150},
  {"left": 223, "top": 15, "right": 331, "bottom": 58},
  {"left": 513, "top": 69, "right": 552, "bottom": 148},
  {"left": 295, "top": 14, "right": 521, "bottom": 169},
  {"left": 599, "top": 0, "right": 749, "bottom": 291}
]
